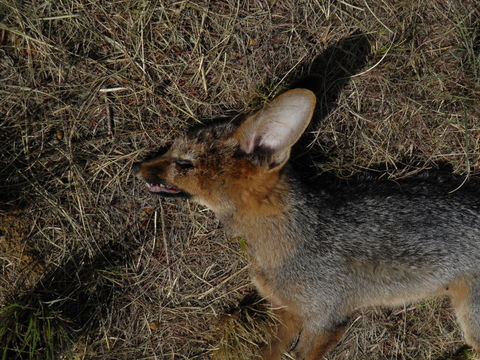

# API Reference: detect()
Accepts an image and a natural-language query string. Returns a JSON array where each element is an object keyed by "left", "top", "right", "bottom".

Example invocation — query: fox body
[{"left": 135, "top": 89, "right": 480, "bottom": 359}]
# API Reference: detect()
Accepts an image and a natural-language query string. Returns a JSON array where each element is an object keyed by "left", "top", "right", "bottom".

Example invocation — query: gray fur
[{"left": 247, "top": 170, "right": 480, "bottom": 352}]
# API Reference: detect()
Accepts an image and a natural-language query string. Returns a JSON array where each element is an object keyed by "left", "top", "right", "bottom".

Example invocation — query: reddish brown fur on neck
[
  {"left": 224, "top": 159, "right": 286, "bottom": 217},
  {"left": 214, "top": 158, "right": 296, "bottom": 268}
]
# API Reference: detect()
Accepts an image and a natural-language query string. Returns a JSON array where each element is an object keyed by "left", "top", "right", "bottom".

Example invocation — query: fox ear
[{"left": 235, "top": 88, "right": 316, "bottom": 169}]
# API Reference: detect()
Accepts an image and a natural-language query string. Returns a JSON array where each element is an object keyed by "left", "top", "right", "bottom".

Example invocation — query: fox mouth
[
  {"left": 146, "top": 181, "right": 181, "bottom": 194},
  {"left": 144, "top": 181, "right": 190, "bottom": 198}
]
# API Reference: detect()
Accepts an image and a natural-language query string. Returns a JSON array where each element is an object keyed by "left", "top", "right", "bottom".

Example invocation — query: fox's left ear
[{"left": 235, "top": 88, "right": 316, "bottom": 170}]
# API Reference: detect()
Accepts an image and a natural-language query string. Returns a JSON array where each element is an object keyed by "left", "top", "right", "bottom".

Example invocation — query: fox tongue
[{"left": 147, "top": 183, "right": 181, "bottom": 193}]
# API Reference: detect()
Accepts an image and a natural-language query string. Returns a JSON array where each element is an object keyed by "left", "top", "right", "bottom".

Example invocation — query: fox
[{"left": 133, "top": 88, "right": 480, "bottom": 359}]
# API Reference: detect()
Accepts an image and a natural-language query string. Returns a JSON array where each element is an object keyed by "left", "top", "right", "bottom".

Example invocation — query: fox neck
[
  {"left": 231, "top": 213, "right": 296, "bottom": 269},
  {"left": 217, "top": 168, "right": 305, "bottom": 269}
]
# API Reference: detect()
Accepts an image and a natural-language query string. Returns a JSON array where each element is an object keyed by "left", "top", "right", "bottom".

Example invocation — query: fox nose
[{"left": 132, "top": 162, "right": 142, "bottom": 175}]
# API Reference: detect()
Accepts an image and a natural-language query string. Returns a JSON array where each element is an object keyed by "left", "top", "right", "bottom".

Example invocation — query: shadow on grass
[
  {"left": 0, "top": 143, "right": 29, "bottom": 211},
  {"left": 435, "top": 345, "right": 474, "bottom": 360},
  {"left": 293, "top": 31, "right": 372, "bottom": 124},
  {"left": 0, "top": 243, "right": 130, "bottom": 359},
  {"left": 289, "top": 31, "right": 373, "bottom": 182}
]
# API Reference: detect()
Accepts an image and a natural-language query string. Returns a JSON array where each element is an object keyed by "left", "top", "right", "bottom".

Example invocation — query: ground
[{"left": 0, "top": 1, "right": 479, "bottom": 359}]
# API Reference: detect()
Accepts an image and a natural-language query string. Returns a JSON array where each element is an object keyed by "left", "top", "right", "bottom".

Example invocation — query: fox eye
[{"left": 175, "top": 159, "right": 194, "bottom": 170}]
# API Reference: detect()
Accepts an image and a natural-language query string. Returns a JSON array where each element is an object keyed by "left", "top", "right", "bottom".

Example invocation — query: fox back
[{"left": 134, "top": 89, "right": 480, "bottom": 359}]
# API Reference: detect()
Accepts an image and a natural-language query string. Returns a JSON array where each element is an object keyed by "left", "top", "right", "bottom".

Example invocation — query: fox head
[{"left": 134, "top": 89, "right": 316, "bottom": 216}]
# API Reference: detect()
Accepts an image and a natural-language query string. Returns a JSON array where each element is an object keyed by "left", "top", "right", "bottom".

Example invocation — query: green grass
[{"left": 0, "top": 301, "right": 70, "bottom": 360}]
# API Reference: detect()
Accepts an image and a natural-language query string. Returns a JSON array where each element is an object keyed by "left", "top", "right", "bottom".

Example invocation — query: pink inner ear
[
  {"left": 244, "top": 130, "right": 256, "bottom": 154},
  {"left": 258, "top": 120, "right": 296, "bottom": 151},
  {"left": 237, "top": 89, "right": 316, "bottom": 156},
  {"left": 238, "top": 120, "right": 260, "bottom": 154}
]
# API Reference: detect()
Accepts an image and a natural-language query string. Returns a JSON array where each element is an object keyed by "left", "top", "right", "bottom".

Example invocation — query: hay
[{"left": 0, "top": 0, "right": 478, "bottom": 359}]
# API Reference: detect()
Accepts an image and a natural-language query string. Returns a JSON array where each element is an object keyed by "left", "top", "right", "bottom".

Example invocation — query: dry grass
[{"left": 0, "top": 0, "right": 479, "bottom": 359}]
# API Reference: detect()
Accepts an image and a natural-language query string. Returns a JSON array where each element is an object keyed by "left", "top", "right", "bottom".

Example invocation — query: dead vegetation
[{"left": 0, "top": 0, "right": 479, "bottom": 359}]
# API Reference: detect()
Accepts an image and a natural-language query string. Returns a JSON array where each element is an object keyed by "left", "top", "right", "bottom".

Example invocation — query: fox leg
[
  {"left": 450, "top": 276, "right": 480, "bottom": 352},
  {"left": 261, "top": 308, "right": 301, "bottom": 360},
  {"left": 291, "top": 324, "right": 346, "bottom": 360}
]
